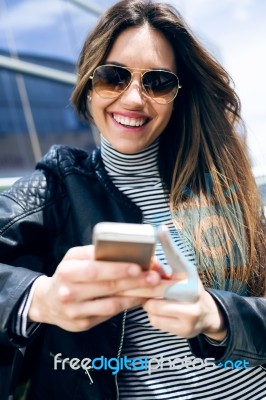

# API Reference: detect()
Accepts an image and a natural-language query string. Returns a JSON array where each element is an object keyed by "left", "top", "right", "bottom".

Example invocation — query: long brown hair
[{"left": 72, "top": 0, "right": 266, "bottom": 296}]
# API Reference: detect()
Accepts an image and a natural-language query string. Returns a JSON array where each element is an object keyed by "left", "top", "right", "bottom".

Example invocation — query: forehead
[{"left": 106, "top": 25, "right": 176, "bottom": 72}]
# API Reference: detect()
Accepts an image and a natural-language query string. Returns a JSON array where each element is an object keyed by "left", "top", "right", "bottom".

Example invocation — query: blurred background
[{"left": 0, "top": 0, "right": 266, "bottom": 198}]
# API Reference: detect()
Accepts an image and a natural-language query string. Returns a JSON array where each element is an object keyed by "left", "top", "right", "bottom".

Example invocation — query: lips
[{"left": 112, "top": 113, "right": 149, "bottom": 127}]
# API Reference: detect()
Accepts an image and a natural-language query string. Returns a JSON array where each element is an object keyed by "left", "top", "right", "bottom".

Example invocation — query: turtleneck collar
[{"left": 100, "top": 134, "right": 160, "bottom": 177}]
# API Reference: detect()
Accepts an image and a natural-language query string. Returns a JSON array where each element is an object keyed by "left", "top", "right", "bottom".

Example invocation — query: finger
[
  {"left": 145, "top": 307, "right": 202, "bottom": 338},
  {"left": 58, "top": 270, "right": 160, "bottom": 301},
  {"left": 57, "top": 259, "right": 143, "bottom": 283},
  {"left": 150, "top": 259, "right": 172, "bottom": 279},
  {"left": 118, "top": 275, "right": 198, "bottom": 300},
  {"left": 63, "top": 245, "right": 94, "bottom": 261},
  {"left": 118, "top": 278, "right": 180, "bottom": 298},
  {"left": 146, "top": 313, "right": 195, "bottom": 337},
  {"left": 143, "top": 299, "right": 190, "bottom": 336},
  {"left": 58, "top": 315, "right": 107, "bottom": 332},
  {"left": 63, "top": 296, "right": 144, "bottom": 320},
  {"left": 143, "top": 298, "right": 200, "bottom": 317}
]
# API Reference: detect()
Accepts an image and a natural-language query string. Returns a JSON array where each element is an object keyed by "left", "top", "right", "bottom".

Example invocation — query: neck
[{"left": 100, "top": 135, "right": 160, "bottom": 177}]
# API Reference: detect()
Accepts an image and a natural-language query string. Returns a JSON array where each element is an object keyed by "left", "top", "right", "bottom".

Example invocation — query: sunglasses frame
[{"left": 89, "top": 64, "right": 182, "bottom": 104}]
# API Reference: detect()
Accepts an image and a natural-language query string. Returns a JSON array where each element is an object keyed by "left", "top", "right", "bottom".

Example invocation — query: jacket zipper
[
  {"left": 49, "top": 352, "right": 93, "bottom": 384},
  {"left": 115, "top": 310, "right": 127, "bottom": 400}
]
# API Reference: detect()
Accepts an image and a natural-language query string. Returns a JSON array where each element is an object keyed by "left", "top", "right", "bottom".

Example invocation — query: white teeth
[{"left": 113, "top": 114, "right": 146, "bottom": 127}]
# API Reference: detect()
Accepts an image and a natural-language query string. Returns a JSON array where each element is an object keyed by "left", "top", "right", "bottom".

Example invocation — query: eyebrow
[{"left": 104, "top": 60, "right": 173, "bottom": 72}]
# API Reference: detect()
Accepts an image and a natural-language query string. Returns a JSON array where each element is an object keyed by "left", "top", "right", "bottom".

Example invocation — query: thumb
[{"left": 63, "top": 245, "right": 94, "bottom": 261}]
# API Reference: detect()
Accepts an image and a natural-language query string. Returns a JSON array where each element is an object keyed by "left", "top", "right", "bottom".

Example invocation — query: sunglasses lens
[
  {"left": 91, "top": 65, "right": 180, "bottom": 103},
  {"left": 143, "top": 71, "right": 179, "bottom": 104},
  {"left": 92, "top": 66, "right": 131, "bottom": 98}
]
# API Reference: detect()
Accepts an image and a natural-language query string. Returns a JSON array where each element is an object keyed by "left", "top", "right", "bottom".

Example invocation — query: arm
[
  {"left": 139, "top": 278, "right": 266, "bottom": 367},
  {"left": 0, "top": 173, "right": 162, "bottom": 339},
  {"left": 0, "top": 267, "right": 42, "bottom": 346},
  {"left": 188, "top": 289, "right": 266, "bottom": 366},
  {"left": 0, "top": 170, "right": 67, "bottom": 346}
]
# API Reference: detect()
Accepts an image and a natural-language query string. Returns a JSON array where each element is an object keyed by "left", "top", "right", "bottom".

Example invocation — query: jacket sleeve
[
  {"left": 0, "top": 170, "right": 68, "bottom": 347},
  {"left": 188, "top": 288, "right": 266, "bottom": 367}
]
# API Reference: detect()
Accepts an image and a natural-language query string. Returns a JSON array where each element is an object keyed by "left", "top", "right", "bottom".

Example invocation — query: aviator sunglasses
[{"left": 89, "top": 64, "right": 182, "bottom": 104}]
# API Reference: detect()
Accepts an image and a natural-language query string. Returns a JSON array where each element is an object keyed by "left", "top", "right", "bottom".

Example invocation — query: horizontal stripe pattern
[
  {"left": 101, "top": 136, "right": 266, "bottom": 400},
  {"left": 15, "top": 278, "right": 41, "bottom": 337}
]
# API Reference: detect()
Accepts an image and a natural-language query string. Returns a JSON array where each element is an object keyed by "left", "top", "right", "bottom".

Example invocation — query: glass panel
[{"left": 0, "top": 0, "right": 109, "bottom": 179}]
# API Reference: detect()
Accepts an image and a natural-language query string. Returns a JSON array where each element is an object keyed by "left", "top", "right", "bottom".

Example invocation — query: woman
[{"left": 0, "top": 0, "right": 265, "bottom": 399}]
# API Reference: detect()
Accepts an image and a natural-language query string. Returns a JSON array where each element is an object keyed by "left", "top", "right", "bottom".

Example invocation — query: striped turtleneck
[
  {"left": 101, "top": 135, "right": 193, "bottom": 275},
  {"left": 100, "top": 134, "right": 266, "bottom": 400}
]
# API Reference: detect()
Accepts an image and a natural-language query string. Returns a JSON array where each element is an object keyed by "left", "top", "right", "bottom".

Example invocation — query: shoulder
[
  {"left": 0, "top": 146, "right": 103, "bottom": 238},
  {"left": 0, "top": 169, "right": 65, "bottom": 216},
  {"left": 36, "top": 144, "right": 100, "bottom": 178},
  {"left": 0, "top": 145, "right": 92, "bottom": 214}
]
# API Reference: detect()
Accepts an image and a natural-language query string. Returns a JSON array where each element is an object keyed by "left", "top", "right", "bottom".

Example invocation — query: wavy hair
[{"left": 72, "top": 0, "right": 266, "bottom": 296}]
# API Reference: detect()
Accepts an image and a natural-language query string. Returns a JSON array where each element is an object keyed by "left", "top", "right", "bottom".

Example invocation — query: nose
[{"left": 120, "top": 73, "right": 145, "bottom": 106}]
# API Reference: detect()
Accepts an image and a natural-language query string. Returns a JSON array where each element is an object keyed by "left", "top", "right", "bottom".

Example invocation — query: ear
[{"left": 86, "top": 93, "right": 92, "bottom": 117}]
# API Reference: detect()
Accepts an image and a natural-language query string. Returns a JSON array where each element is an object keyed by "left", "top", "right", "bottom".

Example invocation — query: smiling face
[{"left": 89, "top": 24, "right": 177, "bottom": 154}]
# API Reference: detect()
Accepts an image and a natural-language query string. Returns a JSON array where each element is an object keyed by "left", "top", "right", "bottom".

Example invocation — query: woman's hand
[
  {"left": 120, "top": 226, "right": 227, "bottom": 341},
  {"left": 28, "top": 245, "right": 160, "bottom": 332},
  {"left": 142, "top": 278, "right": 227, "bottom": 340},
  {"left": 119, "top": 273, "right": 226, "bottom": 340}
]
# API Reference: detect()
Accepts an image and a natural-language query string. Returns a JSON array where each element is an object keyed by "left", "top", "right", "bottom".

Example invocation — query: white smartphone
[{"left": 92, "top": 222, "right": 156, "bottom": 270}]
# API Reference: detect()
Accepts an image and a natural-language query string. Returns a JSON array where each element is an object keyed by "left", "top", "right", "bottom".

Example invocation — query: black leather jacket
[{"left": 0, "top": 145, "right": 265, "bottom": 400}]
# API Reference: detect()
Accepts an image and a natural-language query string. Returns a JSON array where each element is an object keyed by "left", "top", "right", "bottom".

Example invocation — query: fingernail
[
  {"left": 128, "top": 265, "right": 141, "bottom": 277},
  {"left": 145, "top": 271, "right": 159, "bottom": 284}
]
